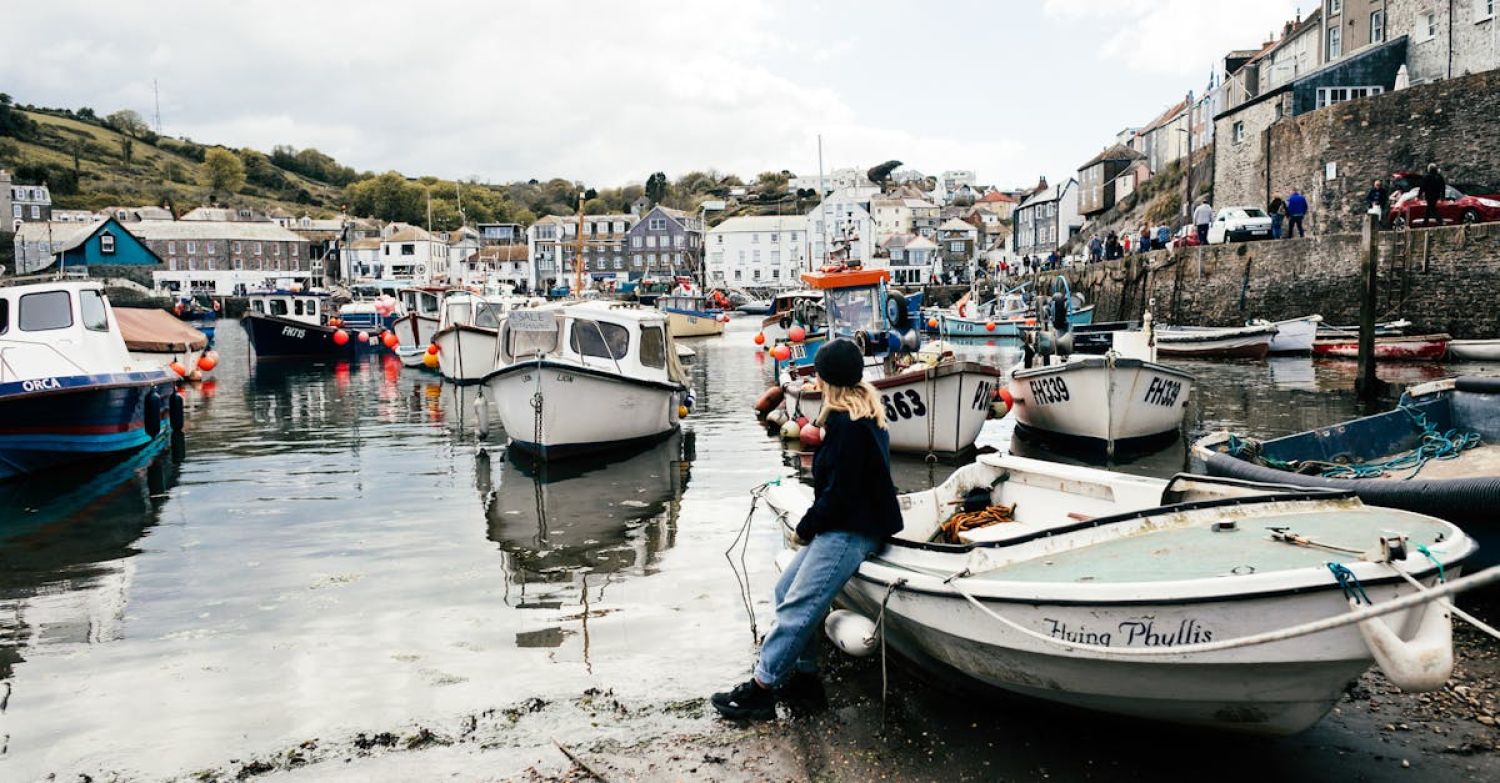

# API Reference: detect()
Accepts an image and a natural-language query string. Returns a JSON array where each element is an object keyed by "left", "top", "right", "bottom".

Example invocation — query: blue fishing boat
[
  {"left": 0, "top": 280, "right": 180, "bottom": 481},
  {"left": 242, "top": 289, "right": 388, "bottom": 360},
  {"left": 1194, "top": 376, "right": 1500, "bottom": 561}
]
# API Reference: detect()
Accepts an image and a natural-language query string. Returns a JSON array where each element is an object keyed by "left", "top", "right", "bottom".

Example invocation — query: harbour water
[{"left": 2, "top": 318, "right": 1497, "bottom": 780}]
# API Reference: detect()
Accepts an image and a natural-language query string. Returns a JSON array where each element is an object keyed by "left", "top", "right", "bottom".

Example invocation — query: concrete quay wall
[{"left": 1003, "top": 223, "right": 1500, "bottom": 339}]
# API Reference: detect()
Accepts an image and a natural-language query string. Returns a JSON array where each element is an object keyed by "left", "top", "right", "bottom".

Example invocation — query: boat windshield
[
  {"left": 570, "top": 319, "right": 631, "bottom": 360},
  {"left": 474, "top": 303, "right": 505, "bottom": 328},
  {"left": 825, "top": 286, "right": 883, "bottom": 334}
]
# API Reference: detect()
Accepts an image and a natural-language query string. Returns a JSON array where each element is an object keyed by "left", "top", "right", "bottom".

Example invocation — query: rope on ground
[
  {"left": 937, "top": 563, "right": 1500, "bottom": 658},
  {"left": 552, "top": 738, "right": 610, "bottom": 783},
  {"left": 725, "top": 480, "right": 778, "bottom": 644}
]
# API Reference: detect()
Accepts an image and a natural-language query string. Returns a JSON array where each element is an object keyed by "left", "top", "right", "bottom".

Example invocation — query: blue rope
[
  {"left": 1327, "top": 562, "right": 1372, "bottom": 605},
  {"left": 1415, "top": 543, "right": 1445, "bottom": 583},
  {"left": 1226, "top": 403, "right": 1480, "bottom": 480}
]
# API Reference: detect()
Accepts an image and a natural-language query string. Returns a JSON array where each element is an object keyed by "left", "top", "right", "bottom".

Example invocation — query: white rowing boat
[
  {"left": 763, "top": 454, "right": 1474, "bottom": 735},
  {"left": 1259, "top": 314, "right": 1323, "bottom": 354},
  {"left": 1448, "top": 338, "right": 1500, "bottom": 361},
  {"left": 1155, "top": 322, "right": 1277, "bottom": 359}
]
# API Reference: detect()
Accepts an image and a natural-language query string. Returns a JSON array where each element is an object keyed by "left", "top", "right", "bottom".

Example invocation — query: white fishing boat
[
  {"left": 391, "top": 286, "right": 446, "bottom": 368},
  {"left": 0, "top": 280, "right": 180, "bottom": 480},
  {"left": 1009, "top": 330, "right": 1194, "bottom": 455},
  {"left": 484, "top": 301, "right": 691, "bottom": 459},
  {"left": 783, "top": 357, "right": 1003, "bottom": 456},
  {"left": 1259, "top": 314, "right": 1323, "bottom": 354},
  {"left": 1155, "top": 322, "right": 1277, "bottom": 359},
  {"left": 433, "top": 289, "right": 544, "bottom": 384},
  {"left": 659, "top": 290, "right": 726, "bottom": 338},
  {"left": 762, "top": 453, "right": 1475, "bottom": 735},
  {"left": 1448, "top": 338, "right": 1500, "bottom": 361}
]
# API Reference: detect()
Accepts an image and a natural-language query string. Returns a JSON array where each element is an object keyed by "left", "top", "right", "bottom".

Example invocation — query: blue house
[{"left": 11, "top": 217, "right": 163, "bottom": 275}]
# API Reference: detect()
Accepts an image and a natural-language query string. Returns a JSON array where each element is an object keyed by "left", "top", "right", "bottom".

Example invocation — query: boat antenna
[
  {"left": 574, "top": 191, "right": 586, "bottom": 297},
  {"left": 816, "top": 133, "right": 827, "bottom": 272}
]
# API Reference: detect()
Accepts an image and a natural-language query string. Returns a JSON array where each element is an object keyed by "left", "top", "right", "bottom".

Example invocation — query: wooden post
[{"left": 1356, "top": 212, "right": 1378, "bottom": 399}]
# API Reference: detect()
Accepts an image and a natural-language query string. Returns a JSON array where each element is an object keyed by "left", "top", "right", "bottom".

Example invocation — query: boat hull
[
  {"left": 486, "top": 360, "right": 683, "bottom": 459},
  {"left": 434, "top": 324, "right": 500, "bottom": 384},
  {"left": 1156, "top": 328, "right": 1273, "bottom": 359},
  {"left": 786, "top": 362, "right": 1002, "bottom": 455},
  {"left": 664, "top": 309, "right": 725, "bottom": 338},
  {"left": 391, "top": 313, "right": 440, "bottom": 354},
  {"left": 1449, "top": 339, "right": 1500, "bottom": 361},
  {"left": 0, "top": 371, "right": 176, "bottom": 481},
  {"left": 242, "top": 312, "right": 378, "bottom": 360},
  {"left": 838, "top": 571, "right": 1429, "bottom": 736},
  {"left": 1267, "top": 316, "right": 1321, "bottom": 354},
  {"left": 936, "top": 305, "right": 1094, "bottom": 338},
  {"left": 1009, "top": 357, "right": 1192, "bottom": 449},
  {"left": 1311, "top": 334, "right": 1449, "bottom": 361}
]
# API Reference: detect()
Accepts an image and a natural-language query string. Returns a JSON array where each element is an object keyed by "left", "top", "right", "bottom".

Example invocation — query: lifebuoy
[{"left": 754, "top": 385, "right": 784, "bottom": 416}]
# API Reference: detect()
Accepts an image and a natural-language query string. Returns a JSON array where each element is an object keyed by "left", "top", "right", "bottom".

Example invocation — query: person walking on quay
[
  {"left": 1138, "top": 226, "right": 1152, "bottom": 255},
  {"left": 1420, "top": 164, "right": 1446, "bottom": 227},
  {"left": 711, "top": 339, "right": 902, "bottom": 721},
  {"left": 1366, "top": 179, "right": 1390, "bottom": 228},
  {"left": 1193, "top": 200, "right": 1213, "bottom": 244},
  {"left": 1105, "top": 232, "right": 1122, "bottom": 260},
  {"left": 1268, "top": 193, "right": 1286, "bottom": 239},
  {"left": 1285, "top": 189, "right": 1308, "bottom": 238},
  {"left": 1088, "top": 235, "right": 1103, "bottom": 263}
]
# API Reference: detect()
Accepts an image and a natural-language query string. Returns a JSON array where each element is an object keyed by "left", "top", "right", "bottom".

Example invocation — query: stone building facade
[{"left": 1387, "top": 0, "right": 1500, "bottom": 83}]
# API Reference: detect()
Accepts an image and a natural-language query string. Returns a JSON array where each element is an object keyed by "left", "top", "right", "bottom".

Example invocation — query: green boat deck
[{"left": 987, "top": 507, "right": 1452, "bottom": 584}]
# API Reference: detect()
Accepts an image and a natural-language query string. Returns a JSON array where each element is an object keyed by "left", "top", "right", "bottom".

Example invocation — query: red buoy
[
  {"left": 196, "top": 354, "right": 217, "bottom": 372},
  {"left": 927, "top": 317, "right": 939, "bottom": 329},
  {"left": 332, "top": 329, "right": 350, "bottom": 346},
  {"left": 789, "top": 326, "right": 807, "bottom": 343},
  {"left": 753, "top": 385, "right": 784, "bottom": 415},
  {"left": 169, "top": 361, "right": 187, "bottom": 377},
  {"left": 382, "top": 331, "right": 399, "bottom": 349},
  {"left": 771, "top": 344, "right": 791, "bottom": 361},
  {"left": 427, "top": 343, "right": 440, "bottom": 355},
  {"left": 985, "top": 321, "right": 996, "bottom": 332},
  {"left": 799, "top": 423, "right": 823, "bottom": 447},
  {"left": 754, "top": 332, "right": 766, "bottom": 346}
]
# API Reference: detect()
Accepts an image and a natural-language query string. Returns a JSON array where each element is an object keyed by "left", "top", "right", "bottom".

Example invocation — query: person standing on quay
[
  {"left": 1138, "top": 226, "right": 1152, "bottom": 255},
  {"left": 1367, "top": 179, "right": 1390, "bottom": 228},
  {"left": 1193, "top": 200, "right": 1213, "bottom": 244},
  {"left": 711, "top": 339, "right": 902, "bottom": 720},
  {"left": 1420, "top": 164, "right": 1446, "bottom": 227},
  {"left": 1285, "top": 189, "right": 1308, "bottom": 238},
  {"left": 1267, "top": 193, "right": 1286, "bottom": 239}
]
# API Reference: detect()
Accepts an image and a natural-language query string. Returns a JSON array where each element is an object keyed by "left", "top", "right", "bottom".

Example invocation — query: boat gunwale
[
  {"left": 1010, "top": 356, "right": 1194, "bottom": 382},
  {"left": 482, "top": 356, "right": 687, "bottom": 393}
]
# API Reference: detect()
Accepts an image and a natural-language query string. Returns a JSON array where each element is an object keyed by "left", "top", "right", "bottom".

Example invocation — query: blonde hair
[{"left": 818, "top": 380, "right": 887, "bottom": 429}]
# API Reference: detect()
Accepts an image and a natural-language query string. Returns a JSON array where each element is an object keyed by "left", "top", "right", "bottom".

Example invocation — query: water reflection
[
  {"left": 476, "top": 434, "right": 692, "bottom": 659},
  {"left": 0, "top": 441, "right": 178, "bottom": 681}
]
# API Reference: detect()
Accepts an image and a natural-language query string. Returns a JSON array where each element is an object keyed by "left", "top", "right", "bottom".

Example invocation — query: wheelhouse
[
  {"left": 498, "top": 302, "right": 683, "bottom": 386},
  {"left": 246, "top": 290, "right": 327, "bottom": 327},
  {"left": 0, "top": 280, "right": 139, "bottom": 378}
]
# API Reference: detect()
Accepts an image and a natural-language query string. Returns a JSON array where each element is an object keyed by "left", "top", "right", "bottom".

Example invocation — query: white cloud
[
  {"left": 1044, "top": 0, "right": 1306, "bottom": 77},
  {"left": 0, "top": 0, "right": 1028, "bottom": 188}
]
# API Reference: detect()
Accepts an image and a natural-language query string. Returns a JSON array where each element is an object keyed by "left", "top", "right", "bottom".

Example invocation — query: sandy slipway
[{"left": 75, "top": 624, "right": 1494, "bottom": 782}]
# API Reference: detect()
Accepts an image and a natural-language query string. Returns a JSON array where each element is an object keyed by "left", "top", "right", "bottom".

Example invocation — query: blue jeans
[
  {"left": 754, "top": 530, "right": 882, "bottom": 686},
  {"left": 1271, "top": 214, "right": 1283, "bottom": 239}
]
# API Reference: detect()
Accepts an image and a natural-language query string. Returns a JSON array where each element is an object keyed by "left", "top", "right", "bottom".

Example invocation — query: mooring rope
[
  {"left": 1225, "top": 404, "right": 1481, "bottom": 480},
  {"left": 725, "top": 480, "right": 777, "bottom": 643},
  {"left": 934, "top": 563, "right": 1500, "bottom": 658},
  {"left": 1385, "top": 553, "right": 1500, "bottom": 643}
]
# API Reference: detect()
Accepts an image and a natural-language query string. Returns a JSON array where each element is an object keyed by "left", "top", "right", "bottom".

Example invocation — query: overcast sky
[{"left": 3, "top": 0, "right": 1308, "bottom": 190}]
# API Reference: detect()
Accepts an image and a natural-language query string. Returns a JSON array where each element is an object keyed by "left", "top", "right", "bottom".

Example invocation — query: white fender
[
  {"left": 1355, "top": 598, "right": 1453, "bottom": 692},
  {"left": 780, "top": 420, "right": 802, "bottom": 439},
  {"left": 824, "top": 609, "right": 878, "bottom": 657},
  {"left": 475, "top": 394, "right": 491, "bottom": 438},
  {"left": 766, "top": 408, "right": 790, "bottom": 428}
]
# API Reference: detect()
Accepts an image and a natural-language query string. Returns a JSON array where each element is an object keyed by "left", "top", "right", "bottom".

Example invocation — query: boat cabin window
[
  {"left": 270, "top": 299, "right": 290, "bottom": 317},
  {"left": 639, "top": 325, "right": 666, "bottom": 369},
  {"left": 304, "top": 299, "right": 319, "bottom": 317},
  {"left": 504, "top": 324, "right": 559, "bottom": 360},
  {"left": 18, "top": 290, "right": 74, "bottom": 332},
  {"left": 79, "top": 289, "right": 110, "bottom": 332},
  {"left": 570, "top": 319, "right": 631, "bottom": 360},
  {"left": 420, "top": 292, "right": 440, "bottom": 315},
  {"left": 251, "top": 299, "right": 265, "bottom": 314},
  {"left": 474, "top": 303, "right": 503, "bottom": 329},
  {"left": 446, "top": 300, "right": 473, "bottom": 325},
  {"left": 825, "top": 287, "right": 882, "bottom": 333},
  {"left": 294, "top": 299, "right": 307, "bottom": 317},
  {"left": 0, "top": 300, "right": 9, "bottom": 335}
]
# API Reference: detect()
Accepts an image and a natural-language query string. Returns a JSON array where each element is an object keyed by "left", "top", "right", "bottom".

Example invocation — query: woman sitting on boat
[{"left": 712, "top": 339, "right": 903, "bottom": 720}]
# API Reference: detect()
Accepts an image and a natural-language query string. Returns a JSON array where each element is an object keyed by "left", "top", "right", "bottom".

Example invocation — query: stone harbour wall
[{"left": 1006, "top": 222, "right": 1500, "bottom": 339}]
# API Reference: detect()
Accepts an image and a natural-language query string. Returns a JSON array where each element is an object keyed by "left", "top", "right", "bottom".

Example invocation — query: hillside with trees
[{"left": 0, "top": 94, "right": 822, "bottom": 233}]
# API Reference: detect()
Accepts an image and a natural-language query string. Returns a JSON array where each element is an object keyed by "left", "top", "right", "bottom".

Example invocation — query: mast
[
  {"left": 574, "top": 191, "right": 585, "bottom": 296},
  {"left": 816, "top": 134, "right": 827, "bottom": 271}
]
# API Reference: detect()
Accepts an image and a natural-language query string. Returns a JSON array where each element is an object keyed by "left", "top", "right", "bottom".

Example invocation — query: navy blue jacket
[
  {"left": 1286, "top": 192, "right": 1308, "bottom": 217},
  {"left": 795, "top": 410, "right": 904, "bottom": 543}
]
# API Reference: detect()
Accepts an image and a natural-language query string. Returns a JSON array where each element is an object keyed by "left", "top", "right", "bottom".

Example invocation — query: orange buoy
[
  {"left": 169, "top": 361, "right": 187, "bottom": 377},
  {"left": 196, "top": 354, "right": 217, "bottom": 372},
  {"left": 985, "top": 321, "right": 996, "bottom": 332},
  {"left": 382, "top": 331, "right": 399, "bottom": 349},
  {"left": 927, "top": 317, "right": 939, "bottom": 329},
  {"left": 332, "top": 329, "right": 350, "bottom": 346},
  {"left": 999, "top": 387, "right": 1014, "bottom": 407},
  {"left": 754, "top": 332, "right": 766, "bottom": 346},
  {"left": 771, "top": 344, "right": 791, "bottom": 361},
  {"left": 426, "top": 343, "right": 440, "bottom": 355},
  {"left": 754, "top": 385, "right": 784, "bottom": 416},
  {"left": 789, "top": 326, "right": 807, "bottom": 343}
]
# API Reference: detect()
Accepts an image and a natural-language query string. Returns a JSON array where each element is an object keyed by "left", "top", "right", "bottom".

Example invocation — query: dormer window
[{"left": 100, "top": 232, "right": 116, "bottom": 254}]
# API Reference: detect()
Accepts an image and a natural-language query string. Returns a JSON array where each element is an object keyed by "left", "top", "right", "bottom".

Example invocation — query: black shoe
[
  {"left": 775, "top": 671, "right": 828, "bottom": 714},
  {"left": 711, "top": 679, "right": 776, "bottom": 721},
  {"left": 775, "top": 671, "right": 826, "bottom": 703}
]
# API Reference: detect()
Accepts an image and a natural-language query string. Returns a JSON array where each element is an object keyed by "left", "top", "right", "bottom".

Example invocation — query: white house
[
  {"left": 789, "top": 167, "right": 873, "bottom": 194},
  {"left": 1012, "top": 178, "right": 1082, "bottom": 259},
  {"left": 705, "top": 215, "right": 808, "bottom": 289},
  {"left": 446, "top": 227, "right": 483, "bottom": 283},
  {"left": 377, "top": 224, "right": 448, "bottom": 282},
  {"left": 807, "top": 192, "right": 875, "bottom": 268},
  {"left": 879, "top": 234, "right": 939, "bottom": 286}
]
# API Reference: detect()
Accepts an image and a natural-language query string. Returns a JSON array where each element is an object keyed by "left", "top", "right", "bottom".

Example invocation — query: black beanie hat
[{"left": 815, "top": 338, "right": 864, "bottom": 388}]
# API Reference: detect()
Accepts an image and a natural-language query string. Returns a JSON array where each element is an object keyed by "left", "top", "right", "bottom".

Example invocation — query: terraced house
[
  {"left": 526, "top": 213, "right": 635, "bottom": 290},
  {"left": 625, "top": 205, "right": 704, "bottom": 281},
  {"left": 133, "top": 220, "right": 313, "bottom": 295}
]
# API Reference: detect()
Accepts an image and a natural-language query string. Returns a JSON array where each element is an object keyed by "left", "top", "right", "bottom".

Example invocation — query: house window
[
  {"left": 648, "top": 218, "right": 666, "bottom": 230},
  {"left": 186, "top": 241, "right": 197, "bottom": 253},
  {"left": 290, "top": 244, "right": 298, "bottom": 256},
  {"left": 646, "top": 235, "right": 657, "bottom": 248},
  {"left": 167, "top": 241, "right": 177, "bottom": 254},
  {"left": 1328, "top": 0, "right": 1341, "bottom": 14},
  {"left": 233, "top": 241, "right": 242, "bottom": 254},
  {"left": 205, "top": 242, "right": 216, "bottom": 254},
  {"left": 100, "top": 233, "right": 116, "bottom": 255},
  {"left": 11, "top": 204, "right": 19, "bottom": 218},
  {"left": 401, "top": 243, "right": 415, "bottom": 255},
  {"left": 1315, "top": 86, "right": 1384, "bottom": 108},
  {"left": 632, "top": 236, "right": 642, "bottom": 248},
  {"left": 272, "top": 244, "right": 280, "bottom": 255},
  {"left": 949, "top": 241, "right": 965, "bottom": 253},
  {"left": 234, "top": 258, "right": 243, "bottom": 270},
  {"left": 30, "top": 205, "right": 40, "bottom": 219},
  {"left": 1485, "top": 0, "right": 1495, "bottom": 20},
  {"left": 734, "top": 269, "right": 742, "bottom": 280},
  {"left": 1424, "top": 11, "right": 1437, "bottom": 39},
  {"left": 1232, "top": 121, "right": 1246, "bottom": 143},
  {"left": 1327, "top": 26, "right": 1341, "bottom": 59},
  {"left": 633, "top": 254, "right": 643, "bottom": 267},
  {"left": 254, "top": 242, "right": 263, "bottom": 256},
  {"left": 673, "top": 235, "right": 683, "bottom": 248},
  {"left": 1370, "top": 10, "right": 1384, "bottom": 42}
]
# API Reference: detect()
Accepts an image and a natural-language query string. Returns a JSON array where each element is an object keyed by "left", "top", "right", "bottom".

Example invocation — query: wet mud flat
[{"left": 133, "top": 623, "right": 1497, "bottom": 782}]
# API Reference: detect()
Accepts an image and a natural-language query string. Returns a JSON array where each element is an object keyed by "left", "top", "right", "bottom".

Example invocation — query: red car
[
  {"left": 1389, "top": 184, "right": 1500, "bottom": 229},
  {"left": 1170, "top": 225, "right": 1201, "bottom": 248}
]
